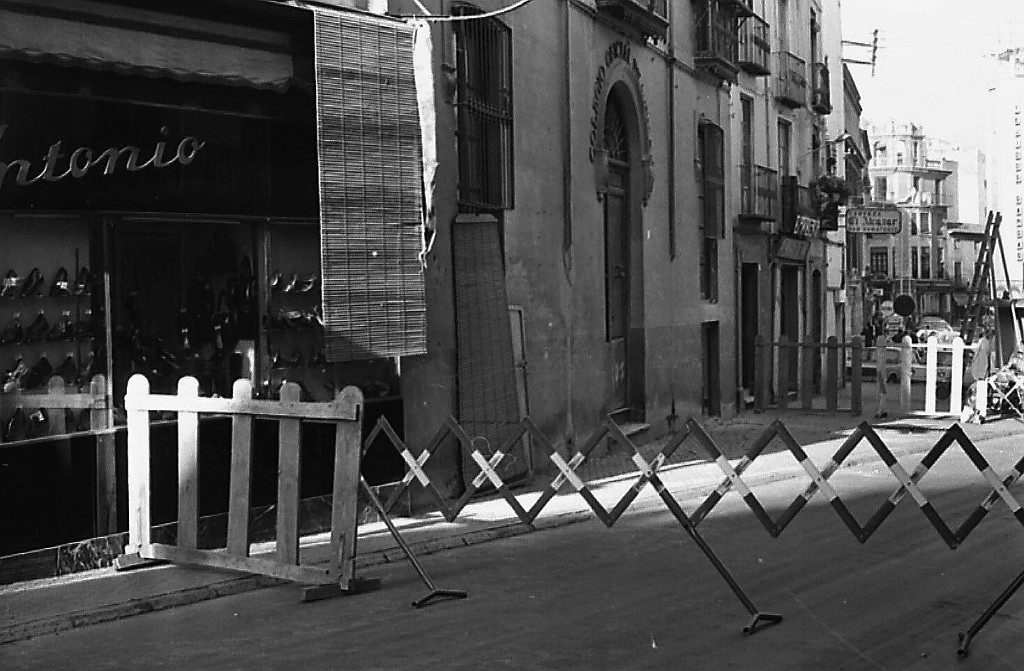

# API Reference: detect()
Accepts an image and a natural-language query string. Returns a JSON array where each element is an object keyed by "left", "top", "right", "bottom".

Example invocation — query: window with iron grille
[
  {"left": 454, "top": 5, "right": 514, "bottom": 211},
  {"left": 697, "top": 121, "right": 724, "bottom": 300}
]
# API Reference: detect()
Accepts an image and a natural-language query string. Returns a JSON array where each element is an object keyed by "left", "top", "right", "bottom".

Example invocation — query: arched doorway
[{"left": 600, "top": 86, "right": 646, "bottom": 417}]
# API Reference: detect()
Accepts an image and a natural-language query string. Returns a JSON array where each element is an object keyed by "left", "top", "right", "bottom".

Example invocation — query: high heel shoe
[
  {"left": 47, "top": 311, "right": 72, "bottom": 341},
  {"left": 23, "top": 311, "right": 49, "bottom": 344},
  {"left": 0, "top": 269, "right": 20, "bottom": 299},
  {"left": 281, "top": 273, "right": 299, "bottom": 293},
  {"left": 72, "top": 267, "right": 92, "bottom": 296},
  {"left": 4, "top": 407, "right": 28, "bottom": 442},
  {"left": 2, "top": 357, "right": 28, "bottom": 393},
  {"left": 269, "top": 271, "right": 284, "bottom": 292},
  {"left": 297, "top": 274, "right": 318, "bottom": 293},
  {"left": 24, "top": 355, "right": 53, "bottom": 390},
  {"left": 49, "top": 267, "right": 71, "bottom": 296},
  {"left": 26, "top": 408, "right": 49, "bottom": 439},
  {"left": 1, "top": 313, "right": 23, "bottom": 345},
  {"left": 57, "top": 354, "right": 78, "bottom": 385},
  {"left": 19, "top": 267, "right": 43, "bottom": 298}
]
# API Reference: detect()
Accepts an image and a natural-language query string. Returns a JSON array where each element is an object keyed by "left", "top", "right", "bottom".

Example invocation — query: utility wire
[{"left": 393, "top": 0, "right": 537, "bottom": 21}]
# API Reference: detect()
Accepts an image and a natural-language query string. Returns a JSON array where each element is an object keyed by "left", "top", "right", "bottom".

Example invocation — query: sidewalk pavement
[{"left": 2, "top": 389, "right": 1020, "bottom": 646}]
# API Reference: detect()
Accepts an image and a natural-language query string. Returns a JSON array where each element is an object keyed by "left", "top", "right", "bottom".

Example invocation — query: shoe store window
[{"left": 0, "top": 215, "right": 107, "bottom": 445}]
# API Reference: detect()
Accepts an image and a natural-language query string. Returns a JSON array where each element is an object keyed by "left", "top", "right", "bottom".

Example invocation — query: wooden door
[{"left": 605, "top": 165, "right": 629, "bottom": 410}]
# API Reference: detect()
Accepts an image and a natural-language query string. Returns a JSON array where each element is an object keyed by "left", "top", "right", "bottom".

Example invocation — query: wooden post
[
  {"left": 330, "top": 386, "right": 363, "bottom": 586},
  {"left": 850, "top": 336, "right": 863, "bottom": 415},
  {"left": 92, "top": 375, "right": 116, "bottom": 536},
  {"left": 950, "top": 337, "right": 965, "bottom": 415},
  {"left": 977, "top": 377, "right": 988, "bottom": 420},
  {"left": 900, "top": 336, "right": 913, "bottom": 414},
  {"left": 227, "top": 379, "right": 255, "bottom": 557},
  {"left": 801, "top": 334, "right": 814, "bottom": 410},
  {"left": 176, "top": 377, "right": 201, "bottom": 550},
  {"left": 876, "top": 344, "right": 888, "bottom": 417},
  {"left": 124, "top": 374, "right": 151, "bottom": 555},
  {"left": 924, "top": 336, "right": 938, "bottom": 415},
  {"left": 825, "top": 336, "right": 838, "bottom": 412},
  {"left": 778, "top": 335, "right": 790, "bottom": 411},
  {"left": 753, "top": 334, "right": 766, "bottom": 412},
  {"left": 277, "top": 382, "right": 302, "bottom": 565}
]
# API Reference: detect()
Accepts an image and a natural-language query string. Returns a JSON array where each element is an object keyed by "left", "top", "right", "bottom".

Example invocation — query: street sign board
[{"left": 846, "top": 206, "right": 902, "bottom": 234}]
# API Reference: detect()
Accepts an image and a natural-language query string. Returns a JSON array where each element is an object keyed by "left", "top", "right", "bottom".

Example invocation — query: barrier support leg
[
  {"left": 651, "top": 473, "right": 782, "bottom": 634},
  {"left": 957, "top": 566, "right": 1024, "bottom": 656},
  {"left": 360, "top": 477, "right": 468, "bottom": 608}
]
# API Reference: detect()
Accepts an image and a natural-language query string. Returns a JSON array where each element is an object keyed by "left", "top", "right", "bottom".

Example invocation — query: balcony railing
[
  {"left": 596, "top": 0, "right": 669, "bottom": 41},
  {"left": 694, "top": 0, "right": 740, "bottom": 82},
  {"left": 780, "top": 175, "right": 819, "bottom": 235},
  {"left": 739, "top": 164, "right": 778, "bottom": 220},
  {"left": 775, "top": 51, "right": 806, "bottom": 108},
  {"left": 737, "top": 14, "right": 770, "bottom": 76},
  {"left": 811, "top": 62, "right": 831, "bottom": 114}
]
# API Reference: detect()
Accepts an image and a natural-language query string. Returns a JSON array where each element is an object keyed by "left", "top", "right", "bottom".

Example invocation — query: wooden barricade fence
[
  {"left": 754, "top": 335, "right": 986, "bottom": 420},
  {"left": 754, "top": 335, "right": 863, "bottom": 415},
  {"left": 115, "top": 374, "right": 379, "bottom": 601}
]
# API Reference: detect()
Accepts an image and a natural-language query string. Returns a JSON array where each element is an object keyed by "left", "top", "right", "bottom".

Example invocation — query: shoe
[
  {"left": 23, "top": 355, "right": 53, "bottom": 390},
  {"left": 297, "top": 274, "right": 318, "bottom": 293},
  {"left": 25, "top": 408, "right": 49, "bottom": 439},
  {"left": 281, "top": 273, "right": 299, "bottom": 293},
  {"left": 311, "top": 304, "right": 324, "bottom": 328},
  {"left": 4, "top": 408, "right": 28, "bottom": 442},
  {"left": 0, "top": 269, "right": 19, "bottom": 299},
  {"left": 47, "top": 311, "right": 72, "bottom": 341},
  {"left": 23, "top": 311, "right": 49, "bottom": 343},
  {"left": 71, "top": 310, "right": 94, "bottom": 341},
  {"left": 72, "top": 267, "right": 92, "bottom": 296},
  {"left": 2, "top": 358, "right": 28, "bottom": 393},
  {"left": 0, "top": 313, "right": 23, "bottom": 345},
  {"left": 269, "top": 271, "right": 284, "bottom": 292},
  {"left": 49, "top": 267, "right": 71, "bottom": 296},
  {"left": 19, "top": 267, "right": 43, "bottom": 298},
  {"left": 57, "top": 354, "right": 78, "bottom": 385},
  {"left": 22, "top": 311, "right": 49, "bottom": 343},
  {"left": 238, "top": 255, "right": 253, "bottom": 279}
]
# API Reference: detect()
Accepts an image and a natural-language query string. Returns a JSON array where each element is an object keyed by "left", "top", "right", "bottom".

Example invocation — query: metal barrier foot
[
  {"left": 301, "top": 577, "right": 383, "bottom": 603},
  {"left": 742, "top": 611, "right": 783, "bottom": 635},
  {"left": 413, "top": 588, "right": 469, "bottom": 609},
  {"left": 957, "top": 631, "right": 973, "bottom": 657}
]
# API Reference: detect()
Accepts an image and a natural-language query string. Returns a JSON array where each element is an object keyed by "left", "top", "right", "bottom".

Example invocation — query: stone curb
[{"left": 0, "top": 428, "right": 983, "bottom": 646}]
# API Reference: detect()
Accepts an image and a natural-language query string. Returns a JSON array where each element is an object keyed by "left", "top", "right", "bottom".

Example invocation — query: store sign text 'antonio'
[{"left": 0, "top": 125, "right": 205, "bottom": 192}]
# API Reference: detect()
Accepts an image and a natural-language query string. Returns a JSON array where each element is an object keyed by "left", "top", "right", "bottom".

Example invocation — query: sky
[{"left": 841, "top": 0, "right": 1024, "bottom": 148}]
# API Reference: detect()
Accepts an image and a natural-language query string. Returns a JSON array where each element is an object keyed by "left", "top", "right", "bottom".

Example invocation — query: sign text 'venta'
[{"left": 0, "top": 125, "right": 205, "bottom": 191}]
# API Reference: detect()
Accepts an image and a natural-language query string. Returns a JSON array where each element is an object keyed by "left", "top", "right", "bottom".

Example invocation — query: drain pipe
[
  {"left": 561, "top": 0, "right": 575, "bottom": 452},
  {"left": 666, "top": 0, "right": 679, "bottom": 431}
]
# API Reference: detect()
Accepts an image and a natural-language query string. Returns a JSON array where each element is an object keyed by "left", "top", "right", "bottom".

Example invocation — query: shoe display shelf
[
  {"left": 0, "top": 264, "right": 106, "bottom": 444},
  {"left": 265, "top": 270, "right": 333, "bottom": 402}
]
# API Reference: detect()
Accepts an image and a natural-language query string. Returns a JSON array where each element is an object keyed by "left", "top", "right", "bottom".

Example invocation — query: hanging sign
[{"left": 846, "top": 205, "right": 902, "bottom": 234}]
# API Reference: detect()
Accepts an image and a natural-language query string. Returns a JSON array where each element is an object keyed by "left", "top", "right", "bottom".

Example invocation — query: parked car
[{"left": 916, "top": 315, "right": 956, "bottom": 343}]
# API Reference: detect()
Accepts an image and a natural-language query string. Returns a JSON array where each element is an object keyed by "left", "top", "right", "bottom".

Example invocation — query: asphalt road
[{"left": 5, "top": 431, "right": 1024, "bottom": 670}]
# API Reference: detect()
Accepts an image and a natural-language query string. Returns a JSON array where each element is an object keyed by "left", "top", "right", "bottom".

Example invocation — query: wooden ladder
[{"left": 959, "top": 211, "right": 1001, "bottom": 345}]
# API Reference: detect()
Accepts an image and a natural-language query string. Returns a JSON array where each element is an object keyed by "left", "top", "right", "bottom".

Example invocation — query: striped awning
[{"left": 0, "top": 1, "right": 297, "bottom": 91}]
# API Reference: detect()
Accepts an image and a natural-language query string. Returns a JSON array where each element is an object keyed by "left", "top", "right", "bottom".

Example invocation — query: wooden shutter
[
  {"left": 314, "top": 9, "right": 427, "bottom": 361},
  {"left": 700, "top": 122, "right": 726, "bottom": 239}
]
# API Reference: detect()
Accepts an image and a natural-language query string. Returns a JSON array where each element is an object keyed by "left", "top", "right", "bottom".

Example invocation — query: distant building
[
  {"left": 866, "top": 121, "right": 956, "bottom": 318},
  {"left": 984, "top": 47, "right": 1024, "bottom": 293}
]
